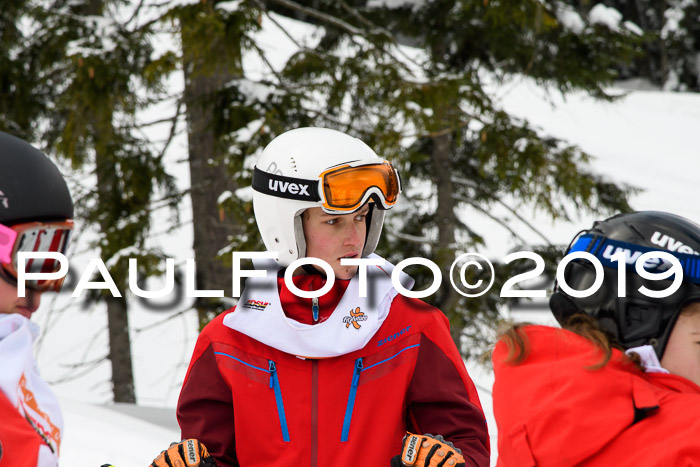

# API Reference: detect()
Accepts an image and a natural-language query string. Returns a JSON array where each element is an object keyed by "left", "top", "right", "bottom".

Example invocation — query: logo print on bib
[
  {"left": 242, "top": 299, "right": 270, "bottom": 311},
  {"left": 343, "top": 307, "right": 367, "bottom": 330}
]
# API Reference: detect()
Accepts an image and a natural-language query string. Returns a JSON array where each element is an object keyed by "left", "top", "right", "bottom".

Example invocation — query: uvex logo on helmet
[
  {"left": 601, "top": 244, "right": 674, "bottom": 271},
  {"left": 651, "top": 231, "right": 700, "bottom": 256},
  {"left": 268, "top": 180, "right": 310, "bottom": 196}
]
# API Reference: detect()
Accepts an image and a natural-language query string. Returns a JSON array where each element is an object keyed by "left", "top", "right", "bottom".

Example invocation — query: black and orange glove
[
  {"left": 390, "top": 432, "right": 466, "bottom": 467},
  {"left": 150, "top": 439, "right": 217, "bottom": 467}
]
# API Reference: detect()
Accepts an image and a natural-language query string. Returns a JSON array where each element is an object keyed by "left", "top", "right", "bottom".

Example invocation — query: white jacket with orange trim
[{"left": 0, "top": 314, "right": 62, "bottom": 467}]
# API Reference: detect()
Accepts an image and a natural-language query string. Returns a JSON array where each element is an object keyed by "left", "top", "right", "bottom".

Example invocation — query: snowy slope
[
  {"left": 499, "top": 81, "right": 700, "bottom": 226},
  {"left": 59, "top": 398, "right": 179, "bottom": 465}
]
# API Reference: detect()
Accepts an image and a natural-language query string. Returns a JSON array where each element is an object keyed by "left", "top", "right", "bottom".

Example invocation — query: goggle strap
[
  {"left": 252, "top": 167, "right": 321, "bottom": 202},
  {"left": 569, "top": 233, "right": 700, "bottom": 285}
]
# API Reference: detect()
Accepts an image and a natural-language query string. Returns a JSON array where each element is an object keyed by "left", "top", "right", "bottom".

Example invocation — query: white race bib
[{"left": 224, "top": 255, "right": 413, "bottom": 358}]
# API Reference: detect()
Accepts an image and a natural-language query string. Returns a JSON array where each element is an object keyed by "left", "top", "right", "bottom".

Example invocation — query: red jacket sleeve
[
  {"left": 177, "top": 332, "right": 239, "bottom": 467},
  {"left": 401, "top": 298, "right": 490, "bottom": 466}
]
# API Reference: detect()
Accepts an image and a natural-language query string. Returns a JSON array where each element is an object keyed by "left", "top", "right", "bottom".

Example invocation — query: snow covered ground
[
  {"left": 27, "top": 12, "right": 700, "bottom": 467},
  {"left": 59, "top": 399, "right": 179, "bottom": 465}
]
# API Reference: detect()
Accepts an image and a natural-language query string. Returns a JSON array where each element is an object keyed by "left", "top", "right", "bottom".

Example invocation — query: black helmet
[
  {"left": 0, "top": 131, "right": 73, "bottom": 224},
  {"left": 551, "top": 211, "right": 700, "bottom": 358}
]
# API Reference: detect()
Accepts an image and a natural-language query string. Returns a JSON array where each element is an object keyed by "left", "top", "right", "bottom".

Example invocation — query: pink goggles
[{"left": 0, "top": 220, "right": 73, "bottom": 291}]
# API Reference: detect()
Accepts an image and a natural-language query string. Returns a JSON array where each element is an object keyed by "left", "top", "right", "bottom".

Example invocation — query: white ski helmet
[{"left": 252, "top": 127, "right": 402, "bottom": 267}]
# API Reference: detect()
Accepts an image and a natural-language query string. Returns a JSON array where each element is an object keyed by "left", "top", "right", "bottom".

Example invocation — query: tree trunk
[
  {"left": 181, "top": 16, "right": 243, "bottom": 329},
  {"left": 430, "top": 129, "right": 462, "bottom": 344},
  {"left": 105, "top": 297, "right": 135, "bottom": 402},
  {"left": 428, "top": 32, "right": 463, "bottom": 344},
  {"left": 94, "top": 143, "right": 136, "bottom": 403},
  {"left": 85, "top": 0, "right": 136, "bottom": 404}
]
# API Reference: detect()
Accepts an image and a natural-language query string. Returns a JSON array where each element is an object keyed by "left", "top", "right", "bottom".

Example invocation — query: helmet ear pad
[
  {"left": 363, "top": 203, "right": 384, "bottom": 258},
  {"left": 550, "top": 291, "right": 580, "bottom": 326},
  {"left": 553, "top": 259, "right": 614, "bottom": 319},
  {"left": 294, "top": 212, "right": 306, "bottom": 259}
]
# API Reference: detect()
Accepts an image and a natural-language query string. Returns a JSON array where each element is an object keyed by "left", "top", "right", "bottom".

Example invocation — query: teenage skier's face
[
  {"left": 301, "top": 204, "right": 369, "bottom": 280},
  {"left": 661, "top": 302, "right": 700, "bottom": 386},
  {"left": 0, "top": 273, "right": 42, "bottom": 319}
]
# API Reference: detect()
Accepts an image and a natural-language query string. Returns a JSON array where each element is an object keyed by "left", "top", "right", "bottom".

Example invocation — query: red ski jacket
[
  {"left": 0, "top": 390, "right": 43, "bottom": 467},
  {"left": 177, "top": 275, "right": 490, "bottom": 466},
  {"left": 493, "top": 325, "right": 700, "bottom": 466}
]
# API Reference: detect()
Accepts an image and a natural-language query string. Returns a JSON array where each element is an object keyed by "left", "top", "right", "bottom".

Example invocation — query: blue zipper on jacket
[
  {"left": 213, "top": 351, "right": 290, "bottom": 442},
  {"left": 268, "top": 360, "right": 290, "bottom": 442},
  {"left": 340, "top": 343, "right": 420, "bottom": 442},
  {"left": 341, "top": 357, "right": 363, "bottom": 442}
]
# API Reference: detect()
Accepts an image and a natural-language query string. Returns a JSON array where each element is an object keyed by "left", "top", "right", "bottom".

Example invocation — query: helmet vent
[
  {"left": 290, "top": 156, "right": 298, "bottom": 172},
  {"left": 274, "top": 237, "right": 280, "bottom": 243}
]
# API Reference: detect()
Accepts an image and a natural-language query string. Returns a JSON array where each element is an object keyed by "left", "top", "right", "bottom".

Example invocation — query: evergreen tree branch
[
  {"left": 124, "top": 0, "right": 147, "bottom": 28},
  {"left": 43, "top": 323, "right": 111, "bottom": 385},
  {"left": 250, "top": 42, "right": 286, "bottom": 83},
  {"left": 384, "top": 225, "right": 438, "bottom": 245},
  {"left": 453, "top": 195, "right": 528, "bottom": 244},
  {"left": 127, "top": 3, "right": 177, "bottom": 34},
  {"left": 338, "top": 0, "right": 390, "bottom": 38},
  {"left": 336, "top": 0, "right": 427, "bottom": 72},
  {"left": 127, "top": 102, "right": 185, "bottom": 129},
  {"left": 452, "top": 176, "right": 553, "bottom": 246},
  {"left": 154, "top": 100, "right": 184, "bottom": 162},
  {"left": 264, "top": 0, "right": 363, "bottom": 36},
  {"left": 133, "top": 306, "right": 195, "bottom": 334},
  {"left": 48, "top": 355, "right": 110, "bottom": 385},
  {"left": 255, "top": 3, "right": 304, "bottom": 50},
  {"left": 423, "top": 120, "right": 474, "bottom": 138}
]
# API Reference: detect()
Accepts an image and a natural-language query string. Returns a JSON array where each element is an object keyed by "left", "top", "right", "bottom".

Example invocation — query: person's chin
[
  {"left": 335, "top": 267, "right": 358, "bottom": 280},
  {"left": 14, "top": 306, "right": 34, "bottom": 319}
]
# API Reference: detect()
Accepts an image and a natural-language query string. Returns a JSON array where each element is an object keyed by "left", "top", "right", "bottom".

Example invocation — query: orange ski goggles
[
  {"left": 0, "top": 220, "right": 73, "bottom": 291},
  {"left": 252, "top": 159, "right": 402, "bottom": 214},
  {"left": 319, "top": 160, "right": 401, "bottom": 213}
]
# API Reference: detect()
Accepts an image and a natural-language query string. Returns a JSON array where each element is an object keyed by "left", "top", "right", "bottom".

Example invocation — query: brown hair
[{"left": 497, "top": 314, "right": 644, "bottom": 371}]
